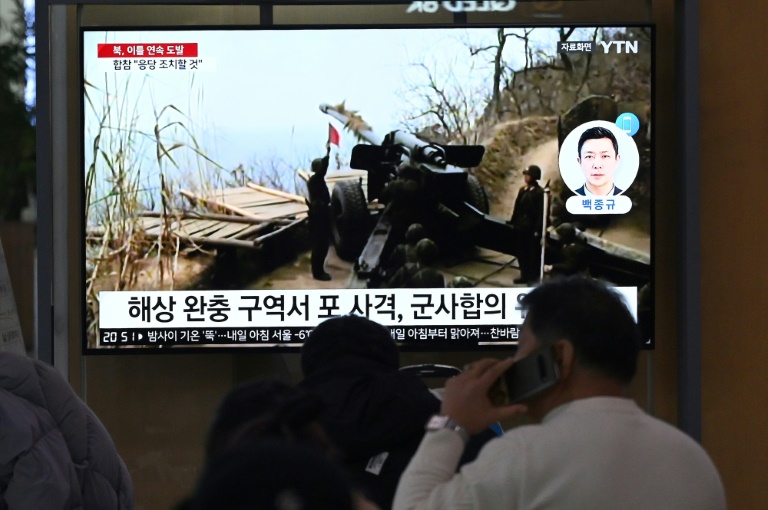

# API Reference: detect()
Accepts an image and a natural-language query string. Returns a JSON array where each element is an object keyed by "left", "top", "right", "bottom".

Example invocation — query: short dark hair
[
  {"left": 521, "top": 276, "right": 641, "bottom": 384},
  {"left": 577, "top": 126, "right": 619, "bottom": 157}
]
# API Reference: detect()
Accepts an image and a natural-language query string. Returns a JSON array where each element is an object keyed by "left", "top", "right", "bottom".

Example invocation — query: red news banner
[{"left": 97, "top": 43, "right": 198, "bottom": 58}]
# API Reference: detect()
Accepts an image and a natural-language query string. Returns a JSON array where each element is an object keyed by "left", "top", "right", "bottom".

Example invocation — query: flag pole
[
  {"left": 539, "top": 179, "right": 550, "bottom": 282},
  {"left": 327, "top": 123, "right": 340, "bottom": 169}
]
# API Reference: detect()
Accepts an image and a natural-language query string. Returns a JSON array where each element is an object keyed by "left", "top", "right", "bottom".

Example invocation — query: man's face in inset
[{"left": 577, "top": 137, "right": 620, "bottom": 194}]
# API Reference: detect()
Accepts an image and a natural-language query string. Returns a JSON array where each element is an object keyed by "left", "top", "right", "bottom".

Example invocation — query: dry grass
[
  {"left": 83, "top": 75, "right": 221, "bottom": 346},
  {"left": 83, "top": 73, "right": 311, "bottom": 347}
]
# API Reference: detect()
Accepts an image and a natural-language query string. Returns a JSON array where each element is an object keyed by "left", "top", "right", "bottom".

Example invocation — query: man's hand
[
  {"left": 441, "top": 358, "right": 528, "bottom": 435},
  {"left": 544, "top": 264, "right": 553, "bottom": 273}
]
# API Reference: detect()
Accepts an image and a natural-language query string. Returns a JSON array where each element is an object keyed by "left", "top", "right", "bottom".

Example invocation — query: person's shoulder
[
  {"left": 642, "top": 413, "right": 707, "bottom": 447},
  {"left": 575, "top": 185, "right": 586, "bottom": 196},
  {"left": 613, "top": 186, "right": 623, "bottom": 195},
  {"left": 460, "top": 423, "right": 540, "bottom": 475},
  {"left": 635, "top": 411, "right": 721, "bottom": 465},
  {"left": 642, "top": 414, "right": 725, "bottom": 488}
]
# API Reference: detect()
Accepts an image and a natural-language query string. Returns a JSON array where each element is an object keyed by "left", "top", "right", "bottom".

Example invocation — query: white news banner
[
  {"left": 0, "top": 236, "right": 26, "bottom": 355},
  {"left": 99, "top": 287, "right": 638, "bottom": 329}
]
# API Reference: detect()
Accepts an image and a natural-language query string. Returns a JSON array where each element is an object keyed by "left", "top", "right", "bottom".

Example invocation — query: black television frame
[
  {"left": 36, "top": 0, "right": 705, "bottom": 442},
  {"left": 77, "top": 20, "right": 656, "bottom": 355}
]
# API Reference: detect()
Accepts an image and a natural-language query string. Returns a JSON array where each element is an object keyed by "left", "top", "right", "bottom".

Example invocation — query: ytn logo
[
  {"left": 406, "top": 1, "right": 517, "bottom": 13},
  {"left": 598, "top": 41, "right": 639, "bottom": 54}
]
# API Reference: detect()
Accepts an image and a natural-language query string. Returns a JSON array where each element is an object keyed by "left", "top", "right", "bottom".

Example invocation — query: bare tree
[
  {"left": 572, "top": 28, "right": 601, "bottom": 102},
  {"left": 400, "top": 60, "right": 484, "bottom": 144},
  {"left": 246, "top": 157, "right": 300, "bottom": 195},
  {"left": 467, "top": 27, "right": 550, "bottom": 120},
  {"left": 557, "top": 27, "right": 576, "bottom": 73},
  {"left": 468, "top": 28, "right": 511, "bottom": 119}
]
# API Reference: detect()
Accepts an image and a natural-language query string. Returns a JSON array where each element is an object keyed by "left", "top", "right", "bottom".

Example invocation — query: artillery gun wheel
[
  {"left": 465, "top": 174, "right": 490, "bottom": 214},
  {"left": 331, "top": 180, "right": 369, "bottom": 261}
]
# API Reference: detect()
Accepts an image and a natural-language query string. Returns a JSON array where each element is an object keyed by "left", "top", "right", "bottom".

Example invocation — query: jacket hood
[{"left": 301, "top": 315, "right": 399, "bottom": 376}]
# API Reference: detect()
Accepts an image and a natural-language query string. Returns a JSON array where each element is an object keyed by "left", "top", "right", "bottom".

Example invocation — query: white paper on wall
[{"left": 0, "top": 236, "right": 27, "bottom": 355}]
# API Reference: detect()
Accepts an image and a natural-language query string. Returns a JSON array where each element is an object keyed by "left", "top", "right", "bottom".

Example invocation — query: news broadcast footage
[{"left": 81, "top": 25, "right": 653, "bottom": 351}]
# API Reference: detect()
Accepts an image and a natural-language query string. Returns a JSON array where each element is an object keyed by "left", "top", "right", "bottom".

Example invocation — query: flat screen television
[{"left": 81, "top": 22, "right": 653, "bottom": 352}]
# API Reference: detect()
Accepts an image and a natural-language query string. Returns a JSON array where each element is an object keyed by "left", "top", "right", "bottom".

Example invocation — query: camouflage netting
[{"left": 471, "top": 116, "right": 558, "bottom": 203}]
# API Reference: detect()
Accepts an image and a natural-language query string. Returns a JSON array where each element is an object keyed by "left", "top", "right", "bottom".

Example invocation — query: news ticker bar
[
  {"left": 99, "top": 325, "right": 522, "bottom": 346},
  {"left": 99, "top": 287, "right": 638, "bottom": 330}
]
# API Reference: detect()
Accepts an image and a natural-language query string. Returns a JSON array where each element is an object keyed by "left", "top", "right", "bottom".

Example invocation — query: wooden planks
[
  {"left": 132, "top": 183, "right": 312, "bottom": 250},
  {"left": 297, "top": 169, "right": 369, "bottom": 200},
  {"left": 181, "top": 184, "right": 310, "bottom": 221}
]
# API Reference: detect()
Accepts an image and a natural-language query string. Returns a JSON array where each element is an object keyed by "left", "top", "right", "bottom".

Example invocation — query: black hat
[
  {"left": 301, "top": 315, "right": 398, "bottom": 376},
  {"left": 523, "top": 165, "right": 542, "bottom": 180}
]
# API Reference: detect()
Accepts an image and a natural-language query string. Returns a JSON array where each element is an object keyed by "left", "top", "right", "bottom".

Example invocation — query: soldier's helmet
[
  {"left": 523, "top": 165, "right": 542, "bottom": 180},
  {"left": 448, "top": 276, "right": 474, "bottom": 288},
  {"left": 405, "top": 223, "right": 427, "bottom": 244},
  {"left": 556, "top": 222, "right": 577, "bottom": 244},
  {"left": 311, "top": 157, "right": 328, "bottom": 174},
  {"left": 415, "top": 238, "right": 439, "bottom": 265}
]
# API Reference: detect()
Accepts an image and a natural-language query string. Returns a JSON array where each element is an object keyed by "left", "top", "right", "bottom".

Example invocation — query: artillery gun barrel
[
  {"left": 319, "top": 104, "right": 383, "bottom": 146},
  {"left": 391, "top": 130, "right": 447, "bottom": 168}
]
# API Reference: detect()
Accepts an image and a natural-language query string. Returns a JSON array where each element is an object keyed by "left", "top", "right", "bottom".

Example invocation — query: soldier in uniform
[
  {"left": 380, "top": 167, "right": 430, "bottom": 240},
  {"left": 510, "top": 165, "right": 545, "bottom": 284},
  {"left": 386, "top": 238, "right": 445, "bottom": 289},
  {"left": 544, "top": 223, "right": 589, "bottom": 277},
  {"left": 448, "top": 276, "right": 475, "bottom": 288},
  {"left": 307, "top": 153, "right": 332, "bottom": 281},
  {"left": 387, "top": 223, "right": 426, "bottom": 269}
]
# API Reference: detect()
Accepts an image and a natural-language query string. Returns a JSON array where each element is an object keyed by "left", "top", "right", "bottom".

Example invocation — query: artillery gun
[
  {"left": 319, "top": 102, "right": 651, "bottom": 290},
  {"left": 320, "top": 103, "right": 519, "bottom": 284}
]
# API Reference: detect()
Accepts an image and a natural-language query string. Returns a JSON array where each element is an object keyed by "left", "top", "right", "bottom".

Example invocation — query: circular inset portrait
[{"left": 558, "top": 120, "right": 640, "bottom": 197}]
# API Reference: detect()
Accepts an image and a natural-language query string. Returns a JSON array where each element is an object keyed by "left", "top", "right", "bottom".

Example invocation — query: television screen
[{"left": 81, "top": 23, "right": 653, "bottom": 352}]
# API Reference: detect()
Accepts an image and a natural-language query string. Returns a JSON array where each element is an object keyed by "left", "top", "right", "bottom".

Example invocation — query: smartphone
[
  {"left": 488, "top": 348, "right": 560, "bottom": 405},
  {"left": 622, "top": 115, "right": 633, "bottom": 133}
]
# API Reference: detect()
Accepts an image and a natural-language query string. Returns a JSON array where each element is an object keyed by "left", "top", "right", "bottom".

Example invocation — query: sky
[
  {"left": 82, "top": 27, "right": 568, "bottom": 202},
  {"left": 24, "top": 0, "right": 34, "bottom": 109}
]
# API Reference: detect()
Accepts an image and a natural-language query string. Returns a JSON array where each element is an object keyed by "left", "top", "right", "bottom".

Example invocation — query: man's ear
[{"left": 553, "top": 339, "right": 575, "bottom": 380}]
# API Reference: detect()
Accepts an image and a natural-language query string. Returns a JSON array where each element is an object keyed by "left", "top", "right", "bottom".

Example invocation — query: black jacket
[
  {"left": 511, "top": 184, "right": 544, "bottom": 234},
  {"left": 574, "top": 184, "right": 623, "bottom": 196},
  {"left": 300, "top": 357, "right": 438, "bottom": 509},
  {"left": 0, "top": 353, "right": 134, "bottom": 509},
  {"left": 300, "top": 356, "right": 494, "bottom": 509}
]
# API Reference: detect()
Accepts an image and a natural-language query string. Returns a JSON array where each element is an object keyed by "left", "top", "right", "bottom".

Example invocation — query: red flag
[{"left": 328, "top": 124, "right": 340, "bottom": 147}]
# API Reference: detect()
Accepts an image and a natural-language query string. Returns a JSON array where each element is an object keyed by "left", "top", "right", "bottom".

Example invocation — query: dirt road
[
  {"left": 491, "top": 136, "right": 651, "bottom": 255},
  {"left": 489, "top": 138, "right": 559, "bottom": 221}
]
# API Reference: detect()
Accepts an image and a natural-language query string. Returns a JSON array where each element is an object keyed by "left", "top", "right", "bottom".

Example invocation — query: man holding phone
[{"left": 393, "top": 277, "right": 726, "bottom": 510}]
